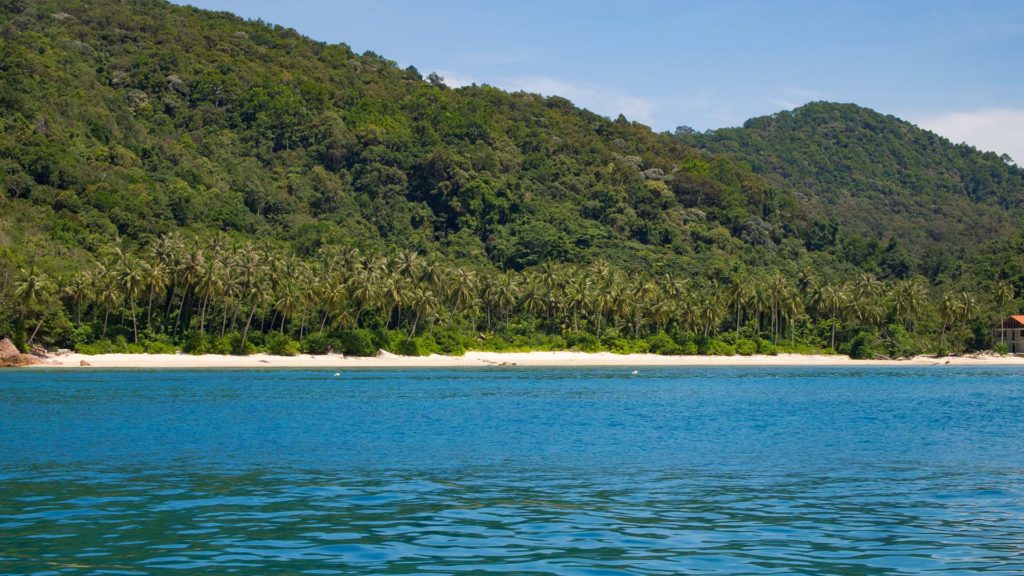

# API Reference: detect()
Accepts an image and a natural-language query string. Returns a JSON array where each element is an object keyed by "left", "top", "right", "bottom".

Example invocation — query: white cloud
[
  {"left": 431, "top": 70, "right": 477, "bottom": 88},
  {"left": 424, "top": 72, "right": 657, "bottom": 125},
  {"left": 912, "top": 108, "right": 1024, "bottom": 165},
  {"left": 499, "top": 76, "right": 656, "bottom": 124},
  {"left": 770, "top": 85, "right": 831, "bottom": 112}
]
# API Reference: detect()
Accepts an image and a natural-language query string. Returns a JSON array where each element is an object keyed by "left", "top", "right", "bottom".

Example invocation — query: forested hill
[
  {"left": 1, "top": 0, "right": 793, "bottom": 276},
  {"left": 1, "top": 0, "right": 1023, "bottom": 358},
  {"left": 677, "top": 102, "right": 1024, "bottom": 256}
]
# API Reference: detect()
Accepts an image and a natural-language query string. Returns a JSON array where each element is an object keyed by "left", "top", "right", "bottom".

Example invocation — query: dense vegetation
[
  {"left": 676, "top": 102, "right": 1024, "bottom": 259},
  {"left": 1, "top": 0, "right": 1022, "bottom": 359}
]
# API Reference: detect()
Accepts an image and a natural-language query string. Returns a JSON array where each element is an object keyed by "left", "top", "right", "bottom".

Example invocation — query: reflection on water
[{"left": 2, "top": 367, "right": 1024, "bottom": 574}]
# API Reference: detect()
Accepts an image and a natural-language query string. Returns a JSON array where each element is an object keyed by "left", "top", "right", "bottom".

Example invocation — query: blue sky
[{"left": 174, "top": 0, "right": 1024, "bottom": 161}]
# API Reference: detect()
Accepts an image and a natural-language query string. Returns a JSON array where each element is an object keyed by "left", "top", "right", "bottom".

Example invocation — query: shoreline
[{"left": 20, "top": 351, "right": 1024, "bottom": 369}]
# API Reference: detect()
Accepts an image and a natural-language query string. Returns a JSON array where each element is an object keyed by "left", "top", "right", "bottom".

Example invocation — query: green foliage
[
  {"left": 338, "top": 329, "right": 378, "bottom": 357},
  {"left": 432, "top": 329, "right": 468, "bottom": 356},
  {"left": 398, "top": 335, "right": 438, "bottom": 357},
  {"left": 735, "top": 339, "right": 757, "bottom": 356},
  {"left": 301, "top": 331, "right": 337, "bottom": 355},
  {"left": 881, "top": 325, "right": 921, "bottom": 359},
  {"left": 848, "top": 332, "right": 879, "bottom": 360},
  {"left": 995, "top": 342, "right": 1009, "bottom": 356},
  {"left": 0, "top": 0, "right": 1020, "bottom": 362},
  {"left": 265, "top": 333, "right": 300, "bottom": 356},
  {"left": 701, "top": 339, "right": 736, "bottom": 356},
  {"left": 755, "top": 339, "right": 776, "bottom": 355},
  {"left": 648, "top": 332, "right": 683, "bottom": 355},
  {"left": 680, "top": 102, "right": 1024, "bottom": 266},
  {"left": 228, "top": 332, "right": 256, "bottom": 356}
]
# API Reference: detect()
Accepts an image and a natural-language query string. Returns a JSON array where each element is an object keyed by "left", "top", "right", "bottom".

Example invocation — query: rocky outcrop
[
  {"left": 0, "top": 336, "right": 42, "bottom": 366},
  {"left": 0, "top": 338, "right": 43, "bottom": 367},
  {"left": 79, "top": 360, "right": 91, "bottom": 367},
  {"left": 0, "top": 338, "right": 18, "bottom": 361}
]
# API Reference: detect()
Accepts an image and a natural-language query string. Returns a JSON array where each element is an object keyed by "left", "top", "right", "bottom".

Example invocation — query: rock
[
  {"left": 0, "top": 353, "right": 42, "bottom": 368},
  {"left": 0, "top": 338, "right": 19, "bottom": 361},
  {"left": 30, "top": 344, "right": 48, "bottom": 358},
  {"left": 80, "top": 360, "right": 91, "bottom": 367}
]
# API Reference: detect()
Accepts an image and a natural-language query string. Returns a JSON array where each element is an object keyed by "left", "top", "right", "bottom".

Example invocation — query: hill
[
  {"left": 0, "top": 0, "right": 1021, "bottom": 358},
  {"left": 677, "top": 102, "right": 1024, "bottom": 262}
]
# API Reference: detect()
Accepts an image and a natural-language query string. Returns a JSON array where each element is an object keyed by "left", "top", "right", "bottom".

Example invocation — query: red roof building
[{"left": 995, "top": 316, "right": 1024, "bottom": 353}]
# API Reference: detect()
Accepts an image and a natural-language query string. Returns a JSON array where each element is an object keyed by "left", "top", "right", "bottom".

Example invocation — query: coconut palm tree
[
  {"left": 117, "top": 256, "right": 146, "bottom": 342},
  {"left": 14, "top": 266, "right": 53, "bottom": 346},
  {"left": 408, "top": 286, "right": 439, "bottom": 337},
  {"left": 940, "top": 292, "right": 959, "bottom": 349},
  {"left": 820, "top": 283, "right": 848, "bottom": 351},
  {"left": 995, "top": 282, "right": 1015, "bottom": 345},
  {"left": 727, "top": 274, "right": 754, "bottom": 338}
]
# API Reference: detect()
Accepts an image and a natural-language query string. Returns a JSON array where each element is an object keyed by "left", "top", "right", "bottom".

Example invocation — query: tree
[{"left": 14, "top": 267, "right": 53, "bottom": 347}]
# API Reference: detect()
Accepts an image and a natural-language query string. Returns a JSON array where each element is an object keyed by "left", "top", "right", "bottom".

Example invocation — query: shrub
[
  {"left": 701, "top": 338, "right": 736, "bottom": 356},
  {"left": 994, "top": 342, "right": 1009, "bottom": 356},
  {"left": 266, "top": 332, "right": 300, "bottom": 356},
  {"left": 69, "top": 324, "right": 95, "bottom": 349},
  {"left": 301, "top": 331, "right": 336, "bottom": 355},
  {"left": 883, "top": 324, "right": 920, "bottom": 359},
  {"left": 227, "top": 332, "right": 256, "bottom": 356},
  {"left": 338, "top": 329, "right": 377, "bottom": 357},
  {"left": 606, "top": 336, "right": 633, "bottom": 353},
  {"left": 648, "top": 332, "right": 683, "bottom": 355},
  {"left": 142, "top": 340, "right": 177, "bottom": 354},
  {"left": 398, "top": 335, "right": 438, "bottom": 356},
  {"left": 735, "top": 338, "right": 757, "bottom": 356},
  {"left": 433, "top": 329, "right": 466, "bottom": 355},
  {"left": 568, "top": 332, "right": 601, "bottom": 352},
  {"left": 76, "top": 338, "right": 114, "bottom": 355},
  {"left": 848, "top": 332, "right": 879, "bottom": 360},
  {"left": 671, "top": 333, "right": 699, "bottom": 355},
  {"left": 182, "top": 331, "right": 209, "bottom": 354}
]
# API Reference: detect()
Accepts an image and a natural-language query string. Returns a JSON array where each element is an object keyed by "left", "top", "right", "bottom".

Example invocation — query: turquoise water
[{"left": 2, "top": 367, "right": 1024, "bottom": 574}]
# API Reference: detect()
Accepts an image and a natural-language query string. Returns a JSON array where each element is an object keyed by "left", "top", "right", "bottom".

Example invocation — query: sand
[{"left": 26, "top": 350, "right": 1024, "bottom": 369}]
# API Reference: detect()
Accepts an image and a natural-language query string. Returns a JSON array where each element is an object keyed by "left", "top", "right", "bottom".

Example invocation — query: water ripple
[{"left": 3, "top": 367, "right": 1024, "bottom": 573}]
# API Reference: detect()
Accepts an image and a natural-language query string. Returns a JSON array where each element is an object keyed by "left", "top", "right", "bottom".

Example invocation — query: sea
[{"left": 2, "top": 366, "right": 1024, "bottom": 574}]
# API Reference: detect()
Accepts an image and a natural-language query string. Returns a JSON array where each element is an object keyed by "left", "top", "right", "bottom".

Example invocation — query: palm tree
[
  {"left": 117, "top": 257, "right": 146, "bottom": 342},
  {"left": 940, "top": 292, "right": 959, "bottom": 349},
  {"left": 274, "top": 281, "right": 301, "bottom": 334},
  {"left": 629, "top": 277, "right": 654, "bottom": 339},
  {"left": 448, "top": 268, "right": 477, "bottom": 323},
  {"left": 995, "top": 282, "right": 1015, "bottom": 345},
  {"left": 143, "top": 260, "right": 167, "bottom": 329},
  {"left": 820, "top": 283, "right": 847, "bottom": 351},
  {"left": 64, "top": 272, "right": 92, "bottom": 325},
  {"left": 780, "top": 288, "right": 803, "bottom": 347},
  {"left": 240, "top": 282, "right": 270, "bottom": 351},
  {"left": 958, "top": 291, "right": 977, "bottom": 349},
  {"left": 14, "top": 266, "right": 53, "bottom": 346},
  {"left": 407, "top": 286, "right": 439, "bottom": 337},
  {"left": 727, "top": 274, "right": 754, "bottom": 338}
]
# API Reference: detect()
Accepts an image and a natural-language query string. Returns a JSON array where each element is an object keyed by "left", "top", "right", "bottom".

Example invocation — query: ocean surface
[{"left": 2, "top": 366, "right": 1024, "bottom": 575}]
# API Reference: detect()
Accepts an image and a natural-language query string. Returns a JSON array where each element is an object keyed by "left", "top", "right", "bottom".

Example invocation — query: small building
[{"left": 995, "top": 315, "right": 1024, "bottom": 353}]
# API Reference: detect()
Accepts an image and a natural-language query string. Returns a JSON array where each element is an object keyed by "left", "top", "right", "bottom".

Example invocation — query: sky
[{"left": 173, "top": 0, "right": 1024, "bottom": 162}]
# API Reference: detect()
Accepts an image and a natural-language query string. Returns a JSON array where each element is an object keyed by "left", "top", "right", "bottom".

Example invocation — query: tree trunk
[
  {"left": 27, "top": 315, "right": 46, "bottom": 346},
  {"left": 241, "top": 307, "right": 257, "bottom": 351},
  {"left": 130, "top": 298, "right": 138, "bottom": 343}
]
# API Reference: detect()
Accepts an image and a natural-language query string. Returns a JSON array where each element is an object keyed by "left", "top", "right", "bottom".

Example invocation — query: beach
[{"left": 29, "top": 350, "right": 1024, "bottom": 369}]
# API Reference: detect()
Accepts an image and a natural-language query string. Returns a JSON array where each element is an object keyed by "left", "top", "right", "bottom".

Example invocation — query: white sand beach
[{"left": 29, "top": 350, "right": 1024, "bottom": 369}]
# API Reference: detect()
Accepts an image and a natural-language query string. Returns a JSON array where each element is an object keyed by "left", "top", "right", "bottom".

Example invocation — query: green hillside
[
  {"left": 1, "top": 0, "right": 1022, "bottom": 358},
  {"left": 678, "top": 102, "right": 1024, "bottom": 259}
]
